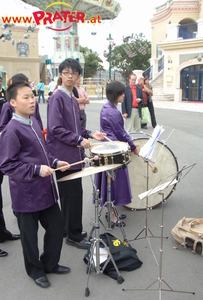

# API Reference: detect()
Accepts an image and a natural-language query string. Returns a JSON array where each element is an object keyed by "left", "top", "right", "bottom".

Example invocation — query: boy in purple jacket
[
  {"left": 47, "top": 59, "right": 106, "bottom": 249},
  {"left": 0, "top": 81, "right": 70, "bottom": 288}
]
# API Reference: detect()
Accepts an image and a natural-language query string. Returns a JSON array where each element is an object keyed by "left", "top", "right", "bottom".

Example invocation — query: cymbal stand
[
  {"left": 85, "top": 175, "right": 124, "bottom": 297},
  {"left": 128, "top": 160, "right": 161, "bottom": 267},
  {"left": 123, "top": 164, "right": 196, "bottom": 299}
]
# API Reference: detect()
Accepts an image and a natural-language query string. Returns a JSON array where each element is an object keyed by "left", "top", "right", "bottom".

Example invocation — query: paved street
[{"left": 0, "top": 100, "right": 203, "bottom": 300}]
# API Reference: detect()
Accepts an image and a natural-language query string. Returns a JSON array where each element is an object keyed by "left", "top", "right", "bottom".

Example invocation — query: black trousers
[
  {"left": 147, "top": 101, "right": 157, "bottom": 128},
  {"left": 80, "top": 110, "right": 87, "bottom": 129},
  {"left": 16, "top": 203, "right": 64, "bottom": 280},
  {"left": 56, "top": 170, "right": 83, "bottom": 242},
  {"left": 0, "top": 171, "right": 13, "bottom": 243}
]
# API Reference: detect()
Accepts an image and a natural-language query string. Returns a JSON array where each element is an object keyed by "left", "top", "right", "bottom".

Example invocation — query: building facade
[
  {"left": 150, "top": 0, "right": 203, "bottom": 101},
  {"left": 0, "top": 24, "right": 41, "bottom": 86}
]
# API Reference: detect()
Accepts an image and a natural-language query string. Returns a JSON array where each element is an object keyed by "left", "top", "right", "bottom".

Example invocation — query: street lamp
[{"left": 106, "top": 33, "right": 114, "bottom": 80}]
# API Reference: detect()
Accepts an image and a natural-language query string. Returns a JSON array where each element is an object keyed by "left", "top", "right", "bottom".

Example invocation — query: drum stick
[
  {"left": 96, "top": 130, "right": 113, "bottom": 142},
  {"left": 104, "top": 136, "right": 112, "bottom": 142},
  {"left": 54, "top": 156, "right": 99, "bottom": 171},
  {"left": 140, "top": 156, "right": 158, "bottom": 173}
]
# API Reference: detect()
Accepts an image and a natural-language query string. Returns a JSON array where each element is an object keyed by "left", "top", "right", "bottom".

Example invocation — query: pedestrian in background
[
  {"left": 37, "top": 79, "right": 45, "bottom": 104},
  {"left": 122, "top": 73, "right": 143, "bottom": 133},
  {"left": 74, "top": 75, "right": 89, "bottom": 128},
  {"left": 144, "top": 77, "right": 157, "bottom": 128}
]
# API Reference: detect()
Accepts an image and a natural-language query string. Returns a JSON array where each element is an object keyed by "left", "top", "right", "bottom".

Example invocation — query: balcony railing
[
  {"left": 142, "top": 65, "right": 153, "bottom": 81},
  {"left": 158, "top": 55, "right": 164, "bottom": 73},
  {"left": 179, "top": 22, "right": 197, "bottom": 40}
]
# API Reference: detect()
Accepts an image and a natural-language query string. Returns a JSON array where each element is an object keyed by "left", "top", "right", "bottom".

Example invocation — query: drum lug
[
  {"left": 122, "top": 151, "right": 126, "bottom": 164},
  {"left": 104, "top": 155, "right": 108, "bottom": 165},
  {"left": 98, "top": 155, "right": 102, "bottom": 166},
  {"left": 111, "top": 154, "right": 114, "bottom": 164}
]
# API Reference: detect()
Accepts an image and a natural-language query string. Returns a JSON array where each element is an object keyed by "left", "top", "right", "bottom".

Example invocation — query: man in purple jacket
[
  {"left": 47, "top": 58, "right": 106, "bottom": 250},
  {"left": 0, "top": 81, "right": 71, "bottom": 288}
]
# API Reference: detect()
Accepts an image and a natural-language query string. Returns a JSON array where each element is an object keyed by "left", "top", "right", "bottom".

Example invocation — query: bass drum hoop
[{"left": 126, "top": 137, "right": 179, "bottom": 210}]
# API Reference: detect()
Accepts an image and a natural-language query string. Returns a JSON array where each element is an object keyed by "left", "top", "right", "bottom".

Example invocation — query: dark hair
[
  {"left": 59, "top": 58, "right": 82, "bottom": 75},
  {"left": 12, "top": 73, "right": 28, "bottom": 83},
  {"left": 0, "top": 77, "right": 2, "bottom": 81},
  {"left": 106, "top": 81, "right": 125, "bottom": 105},
  {"left": 6, "top": 81, "right": 31, "bottom": 102}
]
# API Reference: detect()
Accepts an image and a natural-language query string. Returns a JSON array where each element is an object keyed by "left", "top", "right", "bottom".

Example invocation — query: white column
[
  {"left": 196, "top": 19, "right": 203, "bottom": 38},
  {"left": 166, "top": 23, "right": 180, "bottom": 41},
  {"left": 150, "top": 58, "right": 159, "bottom": 80},
  {"left": 132, "top": 70, "right": 143, "bottom": 82}
]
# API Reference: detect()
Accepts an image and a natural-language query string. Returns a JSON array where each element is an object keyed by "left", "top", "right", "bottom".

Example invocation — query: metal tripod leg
[
  {"left": 123, "top": 193, "right": 195, "bottom": 298},
  {"left": 104, "top": 174, "right": 127, "bottom": 241}
]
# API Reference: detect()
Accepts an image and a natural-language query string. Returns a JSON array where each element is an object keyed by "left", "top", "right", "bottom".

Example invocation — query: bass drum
[{"left": 126, "top": 133, "right": 179, "bottom": 210}]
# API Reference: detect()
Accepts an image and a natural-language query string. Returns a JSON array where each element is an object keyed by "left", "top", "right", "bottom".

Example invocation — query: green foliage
[
  {"left": 108, "top": 33, "right": 151, "bottom": 81},
  {"left": 80, "top": 46, "right": 104, "bottom": 78}
]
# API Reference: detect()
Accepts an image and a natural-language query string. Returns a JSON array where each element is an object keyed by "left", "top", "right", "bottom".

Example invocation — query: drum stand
[
  {"left": 123, "top": 164, "right": 196, "bottom": 299},
  {"left": 104, "top": 170, "right": 127, "bottom": 240},
  {"left": 85, "top": 175, "right": 124, "bottom": 297},
  {"left": 128, "top": 160, "right": 162, "bottom": 266},
  {"left": 89, "top": 169, "right": 127, "bottom": 241}
]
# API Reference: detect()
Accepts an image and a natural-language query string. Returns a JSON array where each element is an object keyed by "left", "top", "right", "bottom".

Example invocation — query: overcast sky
[{"left": 2, "top": 0, "right": 165, "bottom": 68}]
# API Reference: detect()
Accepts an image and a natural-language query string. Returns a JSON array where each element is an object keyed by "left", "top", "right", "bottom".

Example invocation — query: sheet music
[
  {"left": 139, "top": 125, "right": 165, "bottom": 160},
  {"left": 138, "top": 179, "right": 178, "bottom": 200}
]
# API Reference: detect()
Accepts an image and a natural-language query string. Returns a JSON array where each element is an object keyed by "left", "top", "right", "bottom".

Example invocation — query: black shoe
[
  {"left": 0, "top": 249, "right": 8, "bottom": 257},
  {"left": 105, "top": 213, "right": 126, "bottom": 221},
  {"left": 81, "top": 231, "right": 87, "bottom": 238},
  {"left": 66, "top": 238, "right": 90, "bottom": 250},
  {"left": 7, "top": 234, "right": 20, "bottom": 241},
  {"left": 119, "top": 214, "right": 127, "bottom": 220},
  {"left": 64, "top": 231, "right": 87, "bottom": 238},
  {"left": 53, "top": 265, "right": 70, "bottom": 275},
  {"left": 34, "top": 276, "right": 50, "bottom": 288},
  {"left": 112, "top": 220, "right": 126, "bottom": 228}
]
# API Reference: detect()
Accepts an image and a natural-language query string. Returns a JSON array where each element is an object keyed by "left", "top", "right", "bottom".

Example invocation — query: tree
[
  {"left": 107, "top": 33, "right": 151, "bottom": 82},
  {"left": 80, "top": 46, "right": 104, "bottom": 78}
]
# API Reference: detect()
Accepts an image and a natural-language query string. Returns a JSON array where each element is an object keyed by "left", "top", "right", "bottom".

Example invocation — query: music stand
[
  {"left": 127, "top": 125, "right": 166, "bottom": 266},
  {"left": 123, "top": 163, "right": 196, "bottom": 299},
  {"left": 127, "top": 159, "right": 161, "bottom": 267}
]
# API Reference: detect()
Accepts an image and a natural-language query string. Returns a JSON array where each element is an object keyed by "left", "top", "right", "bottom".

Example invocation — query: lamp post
[{"left": 106, "top": 33, "right": 114, "bottom": 80}]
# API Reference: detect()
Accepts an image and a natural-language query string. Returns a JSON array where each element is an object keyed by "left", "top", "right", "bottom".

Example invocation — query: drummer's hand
[
  {"left": 57, "top": 161, "right": 70, "bottom": 172},
  {"left": 92, "top": 132, "right": 106, "bottom": 141},
  {"left": 123, "top": 113, "right": 128, "bottom": 119},
  {"left": 81, "top": 138, "right": 92, "bottom": 149},
  {"left": 40, "top": 165, "right": 54, "bottom": 177},
  {"left": 133, "top": 146, "right": 140, "bottom": 155}
]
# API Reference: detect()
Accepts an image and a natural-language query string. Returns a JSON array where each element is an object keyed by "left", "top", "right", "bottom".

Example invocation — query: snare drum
[
  {"left": 90, "top": 141, "right": 131, "bottom": 166},
  {"left": 126, "top": 132, "right": 179, "bottom": 210}
]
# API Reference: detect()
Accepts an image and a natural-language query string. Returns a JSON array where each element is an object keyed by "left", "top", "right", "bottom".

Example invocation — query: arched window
[{"left": 179, "top": 19, "right": 197, "bottom": 40}]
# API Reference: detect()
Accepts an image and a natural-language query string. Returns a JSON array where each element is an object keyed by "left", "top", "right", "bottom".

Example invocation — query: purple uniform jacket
[
  {"left": 0, "top": 116, "right": 58, "bottom": 213},
  {"left": 94, "top": 101, "right": 136, "bottom": 206},
  {"left": 46, "top": 88, "right": 91, "bottom": 170},
  {"left": 100, "top": 101, "right": 136, "bottom": 150},
  {"left": 0, "top": 102, "right": 43, "bottom": 132}
]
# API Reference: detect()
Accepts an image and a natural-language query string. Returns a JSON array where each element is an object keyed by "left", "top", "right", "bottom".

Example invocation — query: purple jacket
[
  {"left": 47, "top": 87, "right": 92, "bottom": 170},
  {"left": 0, "top": 102, "right": 43, "bottom": 131},
  {"left": 0, "top": 115, "right": 58, "bottom": 213},
  {"left": 100, "top": 101, "right": 136, "bottom": 152}
]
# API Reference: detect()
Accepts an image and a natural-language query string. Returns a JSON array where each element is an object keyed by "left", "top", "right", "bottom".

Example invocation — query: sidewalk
[{"left": 89, "top": 97, "right": 203, "bottom": 113}]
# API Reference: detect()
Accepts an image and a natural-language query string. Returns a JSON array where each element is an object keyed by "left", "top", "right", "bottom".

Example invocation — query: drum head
[
  {"left": 91, "top": 141, "right": 128, "bottom": 155},
  {"left": 126, "top": 138, "right": 178, "bottom": 210}
]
